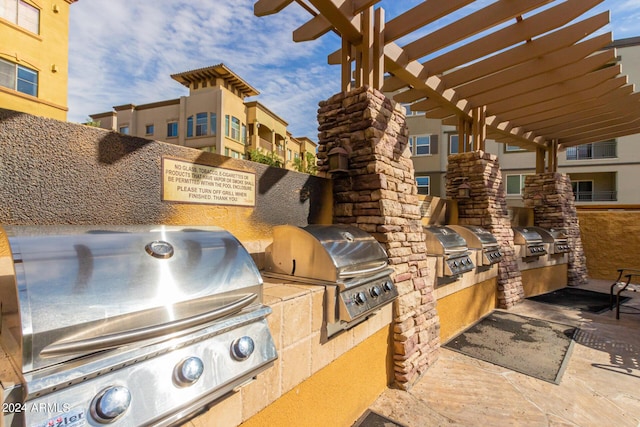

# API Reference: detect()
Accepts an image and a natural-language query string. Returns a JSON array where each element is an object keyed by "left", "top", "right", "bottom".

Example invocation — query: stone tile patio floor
[{"left": 368, "top": 279, "right": 640, "bottom": 427}]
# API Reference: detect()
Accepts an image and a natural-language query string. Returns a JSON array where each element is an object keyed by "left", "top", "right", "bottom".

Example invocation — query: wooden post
[
  {"left": 373, "top": 7, "right": 385, "bottom": 90},
  {"left": 457, "top": 116, "right": 466, "bottom": 154},
  {"left": 361, "top": 7, "right": 373, "bottom": 87},
  {"left": 341, "top": 38, "right": 352, "bottom": 92},
  {"left": 536, "top": 146, "right": 546, "bottom": 173}
]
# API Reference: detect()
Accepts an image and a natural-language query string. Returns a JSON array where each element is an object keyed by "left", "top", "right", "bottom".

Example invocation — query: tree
[
  {"left": 247, "top": 148, "right": 283, "bottom": 168},
  {"left": 83, "top": 117, "right": 101, "bottom": 127},
  {"left": 293, "top": 152, "right": 318, "bottom": 175}
]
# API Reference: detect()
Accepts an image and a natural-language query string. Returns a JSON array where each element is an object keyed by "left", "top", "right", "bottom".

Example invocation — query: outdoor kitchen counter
[{"left": 186, "top": 277, "right": 394, "bottom": 427}]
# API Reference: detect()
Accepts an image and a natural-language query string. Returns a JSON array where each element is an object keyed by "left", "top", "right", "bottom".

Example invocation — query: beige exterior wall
[
  {"left": 402, "top": 39, "right": 640, "bottom": 207},
  {"left": 89, "top": 66, "right": 315, "bottom": 172},
  {"left": 0, "top": 0, "right": 75, "bottom": 120}
]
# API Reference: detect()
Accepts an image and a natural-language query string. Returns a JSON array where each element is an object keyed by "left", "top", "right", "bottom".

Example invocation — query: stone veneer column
[
  {"left": 316, "top": 86, "right": 440, "bottom": 389},
  {"left": 523, "top": 173, "right": 588, "bottom": 286},
  {"left": 446, "top": 151, "right": 524, "bottom": 308}
]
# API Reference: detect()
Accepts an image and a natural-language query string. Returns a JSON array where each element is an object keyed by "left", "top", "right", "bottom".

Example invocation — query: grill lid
[
  {"left": 264, "top": 224, "right": 389, "bottom": 282},
  {"left": 512, "top": 226, "right": 544, "bottom": 245},
  {"left": 423, "top": 226, "right": 469, "bottom": 255},
  {"left": 448, "top": 225, "right": 499, "bottom": 249},
  {"left": 0, "top": 225, "right": 263, "bottom": 374}
]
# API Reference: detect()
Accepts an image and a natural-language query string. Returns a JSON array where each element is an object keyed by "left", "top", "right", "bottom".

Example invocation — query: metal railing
[
  {"left": 574, "top": 191, "right": 617, "bottom": 201},
  {"left": 566, "top": 141, "right": 617, "bottom": 160}
]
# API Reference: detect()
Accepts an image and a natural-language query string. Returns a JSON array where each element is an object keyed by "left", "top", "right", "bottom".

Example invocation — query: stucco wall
[
  {"left": 578, "top": 209, "right": 640, "bottom": 280},
  {"left": 0, "top": 109, "right": 332, "bottom": 245}
]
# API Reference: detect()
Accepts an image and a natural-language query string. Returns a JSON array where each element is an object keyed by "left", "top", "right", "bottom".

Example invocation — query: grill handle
[
  {"left": 338, "top": 262, "right": 389, "bottom": 279},
  {"left": 40, "top": 293, "right": 258, "bottom": 357}
]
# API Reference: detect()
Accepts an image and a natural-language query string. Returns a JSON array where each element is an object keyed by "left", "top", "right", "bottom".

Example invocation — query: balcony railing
[
  {"left": 259, "top": 138, "right": 273, "bottom": 151},
  {"left": 566, "top": 141, "right": 616, "bottom": 160},
  {"left": 574, "top": 191, "right": 617, "bottom": 202}
]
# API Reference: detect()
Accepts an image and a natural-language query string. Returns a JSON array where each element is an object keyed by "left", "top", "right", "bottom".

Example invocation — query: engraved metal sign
[{"left": 162, "top": 158, "right": 256, "bottom": 207}]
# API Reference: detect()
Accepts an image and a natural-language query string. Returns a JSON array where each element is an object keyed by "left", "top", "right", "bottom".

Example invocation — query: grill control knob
[
  {"left": 370, "top": 285, "right": 382, "bottom": 298},
  {"left": 91, "top": 386, "right": 131, "bottom": 423},
  {"left": 175, "top": 356, "right": 204, "bottom": 386},
  {"left": 231, "top": 336, "right": 255, "bottom": 361},
  {"left": 383, "top": 280, "right": 394, "bottom": 292},
  {"left": 355, "top": 292, "right": 367, "bottom": 305}
]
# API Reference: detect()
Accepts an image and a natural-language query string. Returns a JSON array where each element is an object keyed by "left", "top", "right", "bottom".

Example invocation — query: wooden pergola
[{"left": 254, "top": 0, "right": 640, "bottom": 173}]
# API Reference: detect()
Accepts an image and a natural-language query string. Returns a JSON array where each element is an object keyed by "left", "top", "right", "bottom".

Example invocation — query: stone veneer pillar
[
  {"left": 523, "top": 173, "right": 588, "bottom": 286},
  {"left": 446, "top": 151, "right": 525, "bottom": 308},
  {"left": 316, "top": 86, "right": 440, "bottom": 389}
]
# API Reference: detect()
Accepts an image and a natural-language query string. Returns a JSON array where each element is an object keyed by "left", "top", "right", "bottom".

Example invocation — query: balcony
[
  {"left": 259, "top": 138, "right": 273, "bottom": 151},
  {"left": 574, "top": 190, "right": 617, "bottom": 202},
  {"left": 566, "top": 140, "right": 617, "bottom": 161}
]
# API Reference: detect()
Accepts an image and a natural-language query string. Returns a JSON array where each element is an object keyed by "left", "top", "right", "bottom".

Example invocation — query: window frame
[
  {"left": 416, "top": 176, "right": 430, "bottom": 195},
  {"left": 145, "top": 124, "right": 154, "bottom": 136},
  {"left": 505, "top": 174, "right": 529, "bottom": 196},
  {"left": 167, "top": 121, "right": 178, "bottom": 138},
  {"left": 414, "top": 135, "right": 431, "bottom": 156},
  {"left": 195, "top": 112, "right": 208, "bottom": 136},
  {"left": 1, "top": 0, "right": 40, "bottom": 34},
  {"left": 0, "top": 58, "right": 38, "bottom": 97}
]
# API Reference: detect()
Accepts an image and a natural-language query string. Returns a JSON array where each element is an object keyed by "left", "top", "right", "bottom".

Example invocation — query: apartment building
[
  {"left": 0, "top": 0, "right": 76, "bottom": 120},
  {"left": 402, "top": 37, "right": 640, "bottom": 206},
  {"left": 90, "top": 64, "right": 316, "bottom": 172}
]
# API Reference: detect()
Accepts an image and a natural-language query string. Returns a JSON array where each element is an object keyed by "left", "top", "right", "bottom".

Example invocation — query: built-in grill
[
  {"left": 448, "top": 225, "right": 503, "bottom": 267},
  {"left": 263, "top": 225, "right": 397, "bottom": 339},
  {"left": 0, "top": 225, "right": 277, "bottom": 427},
  {"left": 512, "top": 226, "right": 548, "bottom": 259},
  {"left": 423, "top": 226, "right": 474, "bottom": 278},
  {"left": 527, "top": 226, "right": 570, "bottom": 255}
]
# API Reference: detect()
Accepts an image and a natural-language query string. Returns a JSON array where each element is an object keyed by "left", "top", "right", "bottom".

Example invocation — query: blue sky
[{"left": 67, "top": 1, "right": 640, "bottom": 140}]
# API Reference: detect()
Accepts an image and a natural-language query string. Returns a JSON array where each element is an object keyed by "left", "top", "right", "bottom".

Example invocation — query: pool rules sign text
[{"left": 162, "top": 158, "right": 256, "bottom": 207}]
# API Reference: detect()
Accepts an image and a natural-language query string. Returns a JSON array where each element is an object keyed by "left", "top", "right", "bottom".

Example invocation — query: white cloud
[{"left": 68, "top": 0, "right": 639, "bottom": 138}]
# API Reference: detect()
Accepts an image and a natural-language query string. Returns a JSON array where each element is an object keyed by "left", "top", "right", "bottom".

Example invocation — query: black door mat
[
  {"left": 527, "top": 287, "right": 629, "bottom": 313},
  {"left": 444, "top": 311, "right": 575, "bottom": 384},
  {"left": 352, "top": 410, "right": 407, "bottom": 427}
]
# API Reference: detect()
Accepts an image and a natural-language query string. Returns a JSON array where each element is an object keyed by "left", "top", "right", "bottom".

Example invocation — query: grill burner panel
[
  {"left": 0, "top": 225, "right": 277, "bottom": 427},
  {"left": 512, "top": 227, "right": 547, "bottom": 258},
  {"left": 448, "top": 225, "right": 503, "bottom": 266},
  {"left": 423, "top": 226, "right": 474, "bottom": 277},
  {"left": 264, "top": 225, "right": 397, "bottom": 338},
  {"left": 527, "top": 226, "right": 570, "bottom": 255}
]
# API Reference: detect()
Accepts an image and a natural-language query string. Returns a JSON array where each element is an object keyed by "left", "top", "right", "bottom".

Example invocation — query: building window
[
  {"left": 416, "top": 176, "right": 430, "bottom": 195},
  {"left": 195, "top": 112, "right": 208, "bottom": 136},
  {"left": 167, "top": 122, "right": 178, "bottom": 138},
  {"left": 1, "top": 0, "right": 40, "bottom": 34},
  {"left": 0, "top": 58, "right": 38, "bottom": 96},
  {"left": 506, "top": 174, "right": 529, "bottom": 196},
  {"left": 414, "top": 135, "right": 438, "bottom": 155},
  {"left": 287, "top": 149, "right": 292, "bottom": 161},
  {"left": 572, "top": 181, "right": 594, "bottom": 201},
  {"left": 242, "top": 124, "right": 247, "bottom": 145},
  {"left": 225, "top": 115, "right": 230, "bottom": 137},
  {"left": 186, "top": 116, "right": 193, "bottom": 137},
  {"left": 231, "top": 117, "right": 240, "bottom": 140},
  {"left": 566, "top": 141, "right": 617, "bottom": 160},
  {"left": 119, "top": 125, "right": 129, "bottom": 135},
  {"left": 224, "top": 147, "right": 230, "bottom": 156},
  {"left": 401, "top": 103, "right": 418, "bottom": 116},
  {"left": 505, "top": 144, "right": 526, "bottom": 152},
  {"left": 145, "top": 124, "right": 154, "bottom": 135},
  {"left": 449, "top": 135, "right": 459, "bottom": 154},
  {"left": 210, "top": 113, "right": 217, "bottom": 135}
]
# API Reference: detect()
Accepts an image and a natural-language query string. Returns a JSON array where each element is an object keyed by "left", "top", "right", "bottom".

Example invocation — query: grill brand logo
[{"left": 35, "top": 408, "right": 85, "bottom": 427}]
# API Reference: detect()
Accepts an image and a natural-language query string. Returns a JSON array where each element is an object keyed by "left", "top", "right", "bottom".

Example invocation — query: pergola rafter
[{"left": 254, "top": 0, "right": 640, "bottom": 163}]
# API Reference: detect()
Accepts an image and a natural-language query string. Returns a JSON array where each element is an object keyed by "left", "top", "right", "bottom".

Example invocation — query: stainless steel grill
[
  {"left": 423, "top": 226, "right": 474, "bottom": 278},
  {"left": 0, "top": 225, "right": 277, "bottom": 427},
  {"left": 527, "top": 226, "right": 570, "bottom": 255},
  {"left": 512, "top": 226, "right": 547, "bottom": 259},
  {"left": 263, "top": 224, "right": 397, "bottom": 339},
  {"left": 448, "top": 225, "right": 503, "bottom": 267}
]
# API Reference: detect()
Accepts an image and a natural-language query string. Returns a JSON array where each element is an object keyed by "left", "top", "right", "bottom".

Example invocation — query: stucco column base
[
  {"left": 317, "top": 86, "right": 440, "bottom": 390},
  {"left": 446, "top": 151, "right": 525, "bottom": 308}
]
